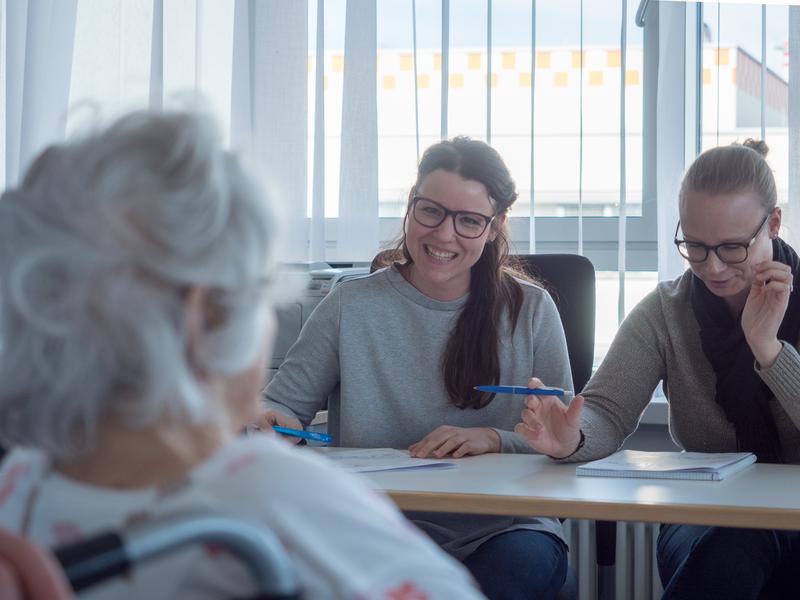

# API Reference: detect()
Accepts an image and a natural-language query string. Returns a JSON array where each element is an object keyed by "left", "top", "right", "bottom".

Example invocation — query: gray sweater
[
  {"left": 567, "top": 270, "right": 800, "bottom": 463},
  {"left": 264, "top": 265, "right": 573, "bottom": 559}
]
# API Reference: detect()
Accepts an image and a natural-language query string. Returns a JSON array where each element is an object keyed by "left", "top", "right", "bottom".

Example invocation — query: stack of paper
[
  {"left": 576, "top": 450, "right": 756, "bottom": 481},
  {"left": 315, "top": 448, "right": 457, "bottom": 473}
]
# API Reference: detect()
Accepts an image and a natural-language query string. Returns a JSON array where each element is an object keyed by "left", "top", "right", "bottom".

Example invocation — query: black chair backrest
[{"left": 514, "top": 254, "right": 596, "bottom": 393}]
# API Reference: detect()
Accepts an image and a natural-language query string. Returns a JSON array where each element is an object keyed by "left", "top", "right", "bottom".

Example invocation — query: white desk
[{"left": 360, "top": 453, "right": 800, "bottom": 530}]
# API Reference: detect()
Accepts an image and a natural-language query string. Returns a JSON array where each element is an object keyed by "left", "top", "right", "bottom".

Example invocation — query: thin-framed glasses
[
  {"left": 673, "top": 212, "right": 770, "bottom": 264},
  {"left": 410, "top": 196, "right": 495, "bottom": 239}
]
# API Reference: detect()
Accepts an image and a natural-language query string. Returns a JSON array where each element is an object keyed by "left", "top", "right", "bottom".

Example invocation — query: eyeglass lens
[{"left": 413, "top": 198, "right": 489, "bottom": 238}]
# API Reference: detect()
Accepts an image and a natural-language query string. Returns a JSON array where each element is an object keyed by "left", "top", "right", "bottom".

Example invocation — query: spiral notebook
[{"left": 576, "top": 450, "right": 756, "bottom": 481}]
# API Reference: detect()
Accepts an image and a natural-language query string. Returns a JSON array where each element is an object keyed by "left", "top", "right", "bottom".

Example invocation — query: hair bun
[{"left": 742, "top": 138, "right": 769, "bottom": 158}]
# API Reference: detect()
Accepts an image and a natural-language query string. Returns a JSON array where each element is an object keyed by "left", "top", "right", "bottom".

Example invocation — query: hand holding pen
[
  {"left": 258, "top": 409, "right": 305, "bottom": 445},
  {"left": 511, "top": 377, "right": 584, "bottom": 459}
]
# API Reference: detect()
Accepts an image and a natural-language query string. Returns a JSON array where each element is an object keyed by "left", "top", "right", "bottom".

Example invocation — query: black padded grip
[{"left": 54, "top": 532, "right": 129, "bottom": 592}]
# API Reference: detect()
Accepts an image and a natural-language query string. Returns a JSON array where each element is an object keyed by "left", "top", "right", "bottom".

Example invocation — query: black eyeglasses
[
  {"left": 673, "top": 212, "right": 770, "bottom": 265},
  {"left": 410, "top": 196, "right": 495, "bottom": 239}
]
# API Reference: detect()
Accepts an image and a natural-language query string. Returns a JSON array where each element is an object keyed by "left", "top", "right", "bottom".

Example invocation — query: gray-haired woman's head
[{"left": 0, "top": 111, "right": 278, "bottom": 459}]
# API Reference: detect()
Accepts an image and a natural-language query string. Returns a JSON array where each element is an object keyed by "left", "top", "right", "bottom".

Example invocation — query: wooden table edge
[{"left": 383, "top": 490, "right": 800, "bottom": 530}]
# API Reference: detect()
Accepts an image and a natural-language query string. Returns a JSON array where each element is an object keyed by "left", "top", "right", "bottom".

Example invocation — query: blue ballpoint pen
[
  {"left": 272, "top": 426, "right": 333, "bottom": 444},
  {"left": 474, "top": 385, "right": 573, "bottom": 396}
]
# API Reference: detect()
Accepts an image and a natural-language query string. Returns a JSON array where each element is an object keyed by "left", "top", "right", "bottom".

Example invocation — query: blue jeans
[
  {"left": 657, "top": 524, "right": 800, "bottom": 600},
  {"left": 463, "top": 530, "right": 568, "bottom": 600}
]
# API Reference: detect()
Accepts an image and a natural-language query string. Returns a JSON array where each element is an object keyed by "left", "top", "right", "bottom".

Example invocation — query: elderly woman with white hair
[{"left": 0, "top": 111, "right": 484, "bottom": 600}]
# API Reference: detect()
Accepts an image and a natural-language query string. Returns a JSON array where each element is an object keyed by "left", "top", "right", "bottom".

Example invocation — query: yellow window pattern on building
[
  {"left": 607, "top": 50, "right": 621, "bottom": 68},
  {"left": 554, "top": 71, "right": 568, "bottom": 87},
  {"left": 589, "top": 71, "right": 603, "bottom": 86},
  {"left": 383, "top": 75, "right": 396, "bottom": 90},
  {"left": 417, "top": 74, "right": 430, "bottom": 89},
  {"left": 626, "top": 69, "right": 640, "bottom": 85},
  {"left": 502, "top": 51, "right": 516, "bottom": 70},
  {"left": 468, "top": 52, "right": 482, "bottom": 70},
  {"left": 519, "top": 72, "right": 532, "bottom": 87},
  {"left": 450, "top": 73, "right": 464, "bottom": 88},
  {"left": 399, "top": 53, "right": 412, "bottom": 72},
  {"left": 536, "top": 51, "right": 551, "bottom": 69},
  {"left": 333, "top": 54, "right": 344, "bottom": 73}
]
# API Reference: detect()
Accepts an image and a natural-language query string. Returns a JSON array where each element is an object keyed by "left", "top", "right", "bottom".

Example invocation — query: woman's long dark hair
[{"left": 395, "top": 137, "right": 530, "bottom": 409}]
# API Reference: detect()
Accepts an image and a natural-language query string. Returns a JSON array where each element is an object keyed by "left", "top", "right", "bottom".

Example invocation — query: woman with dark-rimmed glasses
[
  {"left": 516, "top": 139, "right": 800, "bottom": 599},
  {"left": 262, "top": 136, "right": 572, "bottom": 600}
]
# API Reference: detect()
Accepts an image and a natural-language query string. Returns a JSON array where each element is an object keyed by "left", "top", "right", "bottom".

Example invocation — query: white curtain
[
  {"left": 655, "top": 0, "right": 688, "bottom": 282},
  {"left": 789, "top": 7, "right": 800, "bottom": 249},
  {"left": 149, "top": 0, "right": 163, "bottom": 110},
  {"left": 5, "top": 0, "right": 78, "bottom": 187},
  {"left": 231, "top": 0, "right": 309, "bottom": 262},
  {"left": 336, "top": 0, "right": 379, "bottom": 262}
]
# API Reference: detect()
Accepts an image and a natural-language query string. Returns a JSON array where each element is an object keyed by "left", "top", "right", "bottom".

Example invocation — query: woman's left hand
[
  {"left": 409, "top": 426, "right": 501, "bottom": 458},
  {"left": 742, "top": 260, "right": 793, "bottom": 368}
]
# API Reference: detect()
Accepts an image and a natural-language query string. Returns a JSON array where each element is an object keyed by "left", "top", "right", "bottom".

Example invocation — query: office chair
[
  {"left": 54, "top": 514, "right": 301, "bottom": 600},
  {"left": 513, "top": 254, "right": 595, "bottom": 393}
]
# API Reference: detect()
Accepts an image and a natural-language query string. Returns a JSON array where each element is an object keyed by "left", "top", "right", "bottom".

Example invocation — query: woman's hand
[
  {"left": 0, "top": 529, "right": 73, "bottom": 600},
  {"left": 255, "top": 410, "right": 304, "bottom": 445},
  {"left": 742, "top": 260, "right": 793, "bottom": 369},
  {"left": 409, "top": 426, "right": 501, "bottom": 458},
  {"left": 514, "top": 377, "right": 584, "bottom": 458}
]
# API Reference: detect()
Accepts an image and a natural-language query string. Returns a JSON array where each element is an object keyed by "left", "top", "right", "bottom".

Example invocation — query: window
[{"left": 700, "top": 3, "right": 790, "bottom": 209}]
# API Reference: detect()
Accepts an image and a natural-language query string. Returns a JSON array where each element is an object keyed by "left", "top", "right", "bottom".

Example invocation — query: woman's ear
[
  {"left": 768, "top": 206, "right": 782, "bottom": 239},
  {"left": 488, "top": 213, "right": 507, "bottom": 242},
  {"left": 183, "top": 287, "right": 226, "bottom": 375}
]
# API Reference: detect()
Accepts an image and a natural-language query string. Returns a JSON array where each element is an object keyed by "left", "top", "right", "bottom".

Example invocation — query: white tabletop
[{"left": 360, "top": 453, "right": 800, "bottom": 530}]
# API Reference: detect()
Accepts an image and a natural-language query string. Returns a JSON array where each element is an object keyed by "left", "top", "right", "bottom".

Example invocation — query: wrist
[
  {"left": 753, "top": 340, "right": 783, "bottom": 370},
  {"left": 548, "top": 429, "right": 585, "bottom": 460},
  {"left": 485, "top": 427, "right": 502, "bottom": 453}
]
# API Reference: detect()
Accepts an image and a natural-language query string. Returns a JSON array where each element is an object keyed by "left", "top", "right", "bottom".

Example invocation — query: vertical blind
[{"left": 3, "top": 0, "right": 798, "bottom": 284}]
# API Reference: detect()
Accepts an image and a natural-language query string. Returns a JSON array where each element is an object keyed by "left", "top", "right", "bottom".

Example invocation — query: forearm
[
  {"left": 263, "top": 354, "right": 333, "bottom": 426},
  {"left": 756, "top": 341, "right": 800, "bottom": 430}
]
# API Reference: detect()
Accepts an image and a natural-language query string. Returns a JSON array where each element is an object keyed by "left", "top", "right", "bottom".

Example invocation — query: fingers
[
  {"left": 754, "top": 263, "right": 794, "bottom": 291},
  {"left": 0, "top": 562, "right": 23, "bottom": 600},
  {"left": 524, "top": 393, "right": 565, "bottom": 415},
  {"left": 409, "top": 426, "right": 456, "bottom": 458},
  {"left": 527, "top": 377, "right": 544, "bottom": 389},
  {"left": 514, "top": 422, "right": 543, "bottom": 445},
  {"left": 520, "top": 407, "right": 542, "bottom": 430},
  {"left": 0, "top": 531, "right": 72, "bottom": 600},
  {"left": 432, "top": 437, "right": 462, "bottom": 458},
  {"left": 258, "top": 411, "right": 303, "bottom": 444},
  {"left": 565, "top": 395, "right": 584, "bottom": 429}
]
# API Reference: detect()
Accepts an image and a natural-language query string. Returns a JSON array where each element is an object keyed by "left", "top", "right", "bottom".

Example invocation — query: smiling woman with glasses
[
  {"left": 515, "top": 139, "right": 800, "bottom": 600},
  {"left": 261, "top": 136, "right": 573, "bottom": 600}
]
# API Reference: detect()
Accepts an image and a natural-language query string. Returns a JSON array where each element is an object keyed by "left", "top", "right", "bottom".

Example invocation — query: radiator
[{"left": 563, "top": 520, "right": 663, "bottom": 600}]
